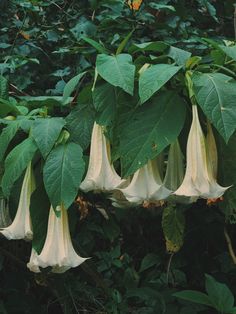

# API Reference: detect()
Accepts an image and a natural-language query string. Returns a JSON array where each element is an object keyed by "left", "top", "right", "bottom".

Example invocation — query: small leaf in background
[
  {"left": 0, "top": 75, "right": 8, "bottom": 99},
  {"left": 118, "top": 91, "right": 186, "bottom": 177},
  {"left": 32, "top": 117, "right": 65, "bottom": 158},
  {"left": 96, "top": 54, "right": 135, "bottom": 95},
  {"left": 139, "top": 63, "right": 182, "bottom": 104},
  {"left": 192, "top": 72, "right": 236, "bottom": 142},
  {"left": 128, "top": 41, "right": 169, "bottom": 54},
  {"left": 0, "top": 121, "right": 19, "bottom": 161},
  {"left": 2, "top": 137, "right": 37, "bottom": 196},
  {"left": 219, "top": 44, "right": 236, "bottom": 61},
  {"left": 173, "top": 290, "right": 212, "bottom": 307},
  {"left": 93, "top": 83, "right": 116, "bottom": 126},
  {"left": 139, "top": 253, "right": 161, "bottom": 272},
  {"left": 81, "top": 36, "right": 108, "bottom": 54},
  {"left": 162, "top": 205, "right": 185, "bottom": 253},
  {"left": 205, "top": 274, "right": 235, "bottom": 313},
  {"left": 66, "top": 104, "right": 95, "bottom": 150},
  {"left": 62, "top": 72, "right": 86, "bottom": 104},
  {"left": 43, "top": 142, "right": 85, "bottom": 209}
]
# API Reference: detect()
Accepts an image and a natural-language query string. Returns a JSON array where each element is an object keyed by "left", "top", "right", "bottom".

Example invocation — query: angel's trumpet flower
[
  {"left": 28, "top": 205, "right": 88, "bottom": 273},
  {"left": 80, "top": 122, "right": 125, "bottom": 192},
  {"left": 0, "top": 163, "right": 35, "bottom": 240},
  {"left": 117, "top": 158, "right": 171, "bottom": 206},
  {"left": 174, "top": 105, "right": 229, "bottom": 199}
]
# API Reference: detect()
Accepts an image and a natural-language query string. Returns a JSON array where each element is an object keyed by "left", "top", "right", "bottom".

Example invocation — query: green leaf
[
  {"left": 139, "top": 64, "right": 182, "bottom": 103},
  {"left": 173, "top": 291, "right": 212, "bottom": 307},
  {"left": 0, "top": 98, "right": 20, "bottom": 117},
  {"left": 32, "top": 117, "right": 65, "bottom": 158},
  {"left": 43, "top": 142, "right": 85, "bottom": 209},
  {"left": 0, "top": 121, "right": 19, "bottom": 161},
  {"left": 62, "top": 72, "right": 86, "bottom": 104},
  {"left": 96, "top": 54, "right": 135, "bottom": 95},
  {"left": 167, "top": 46, "right": 192, "bottom": 66},
  {"left": 119, "top": 91, "right": 186, "bottom": 177},
  {"left": 2, "top": 137, "right": 37, "bottom": 196},
  {"left": 219, "top": 45, "right": 236, "bottom": 61},
  {"left": 93, "top": 83, "right": 116, "bottom": 126},
  {"left": 30, "top": 179, "right": 50, "bottom": 254},
  {"left": 18, "top": 96, "right": 72, "bottom": 108},
  {"left": 116, "top": 29, "right": 134, "bottom": 55},
  {"left": 205, "top": 274, "right": 235, "bottom": 312},
  {"left": 162, "top": 205, "right": 185, "bottom": 253},
  {"left": 129, "top": 41, "right": 169, "bottom": 54},
  {"left": 66, "top": 104, "right": 95, "bottom": 150},
  {"left": 148, "top": 2, "right": 175, "bottom": 11},
  {"left": 192, "top": 72, "right": 236, "bottom": 142},
  {"left": 0, "top": 76, "right": 8, "bottom": 99},
  {"left": 81, "top": 36, "right": 109, "bottom": 54},
  {"left": 139, "top": 253, "right": 161, "bottom": 272}
]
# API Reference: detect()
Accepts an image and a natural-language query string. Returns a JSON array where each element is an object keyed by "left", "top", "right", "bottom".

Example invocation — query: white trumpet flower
[
  {"left": 80, "top": 122, "right": 125, "bottom": 192},
  {"left": 117, "top": 158, "right": 172, "bottom": 206},
  {"left": 28, "top": 205, "right": 88, "bottom": 273},
  {"left": 174, "top": 105, "right": 229, "bottom": 199},
  {"left": 0, "top": 198, "right": 12, "bottom": 228},
  {"left": 0, "top": 163, "right": 35, "bottom": 240}
]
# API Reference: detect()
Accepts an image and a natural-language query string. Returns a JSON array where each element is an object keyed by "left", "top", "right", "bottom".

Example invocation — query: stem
[
  {"left": 224, "top": 227, "right": 236, "bottom": 264},
  {"left": 166, "top": 253, "right": 174, "bottom": 285}
]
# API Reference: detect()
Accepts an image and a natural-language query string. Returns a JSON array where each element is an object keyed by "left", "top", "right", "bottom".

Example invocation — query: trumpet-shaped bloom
[
  {"left": 174, "top": 105, "right": 229, "bottom": 199},
  {"left": 0, "top": 163, "right": 35, "bottom": 240},
  {"left": 117, "top": 158, "right": 171, "bottom": 205},
  {"left": 0, "top": 198, "right": 12, "bottom": 228},
  {"left": 80, "top": 122, "right": 126, "bottom": 192},
  {"left": 28, "top": 205, "right": 88, "bottom": 273}
]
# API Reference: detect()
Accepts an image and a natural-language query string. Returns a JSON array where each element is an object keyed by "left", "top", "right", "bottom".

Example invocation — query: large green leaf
[
  {"left": 139, "top": 63, "right": 182, "bottom": 103},
  {"left": 205, "top": 274, "right": 235, "bottom": 313},
  {"left": 219, "top": 45, "right": 236, "bottom": 61},
  {"left": 2, "top": 137, "right": 37, "bottom": 196},
  {"left": 162, "top": 205, "right": 185, "bottom": 253},
  {"left": 192, "top": 72, "right": 236, "bottom": 142},
  {"left": 96, "top": 54, "right": 135, "bottom": 95},
  {"left": 32, "top": 117, "right": 65, "bottom": 158},
  {"left": 66, "top": 104, "right": 95, "bottom": 149},
  {"left": 93, "top": 83, "right": 116, "bottom": 126},
  {"left": 118, "top": 91, "right": 186, "bottom": 177},
  {"left": 0, "top": 121, "right": 19, "bottom": 161},
  {"left": 43, "top": 142, "right": 85, "bottom": 209}
]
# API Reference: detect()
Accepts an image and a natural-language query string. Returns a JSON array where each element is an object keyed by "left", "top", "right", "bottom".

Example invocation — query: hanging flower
[
  {"left": 116, "top": 158, "right": 171, "bottom": 206},
  {"left": 174, "top": 105, "right": 229, "bottom": 199},
  {"left": 27, "top": 205, "right": 88, "bottom": 273},
  {"left": 0, "top": 163, "right": 35, "bottom": 240},
  {"left": 80, "top": 122, "right": 126, "bottom": 193},
  {"left": 0, "top": 198, "right": 12, "bottom": 228}
]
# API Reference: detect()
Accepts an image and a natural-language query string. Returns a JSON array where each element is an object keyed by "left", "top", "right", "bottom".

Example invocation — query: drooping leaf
[
  {"left": 93, "top": 83, "right": 116, "bottom": 126},
  {"left": 0, "top": 121, "right": 19, "bottom": 161},
  {"left": 118, "top": 91, "right": 186, "bottom": 177},
  {"left": 205, "top": 274, "right": 235, "bottom": 313},
  {"left": 96, "top": 54, "right": 135, "bottom": 95},
  {"left": 32, "top": 117, "right": 65, "bottom": 158},
  {"left": 2, "top": 137, "right": 37, "bottom": 196},
  {"left": 116, "top": 29, "right": 134, "bottom": 55},
  {"left": 66, "top": 104, "right": 95, "bottom": 150},
  {"left": 139, "top": 253, "right": 161, "bottom": 272},
  {"left": 0, "top": 98, "right": 20, "bottom": 117},
  {"left": 173, "top": 290, "right": 212, "bottom": 307},
  {"left": 139, "top": 63, "right": 182, "bottom": 103},
  {"left": 81, "top": 36, "right": 109, "bottom": 54},
  {"left": 162, "top": 205, "right": 185, "bottom": 253},
  {"left": 43, "top": 142, "right": 85, "bottom": 209},
  {"left": 148, "top": 2, "right": 175, "bottom": 11},
  {"left": 62, "top": 72, "right": 86, "bottom": 104},
  {"left": 192, "top": 72, "right": 236, "bottom": 142},
  {"left": 30, "top": 179, "right": 50, "bottom": 254}
]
